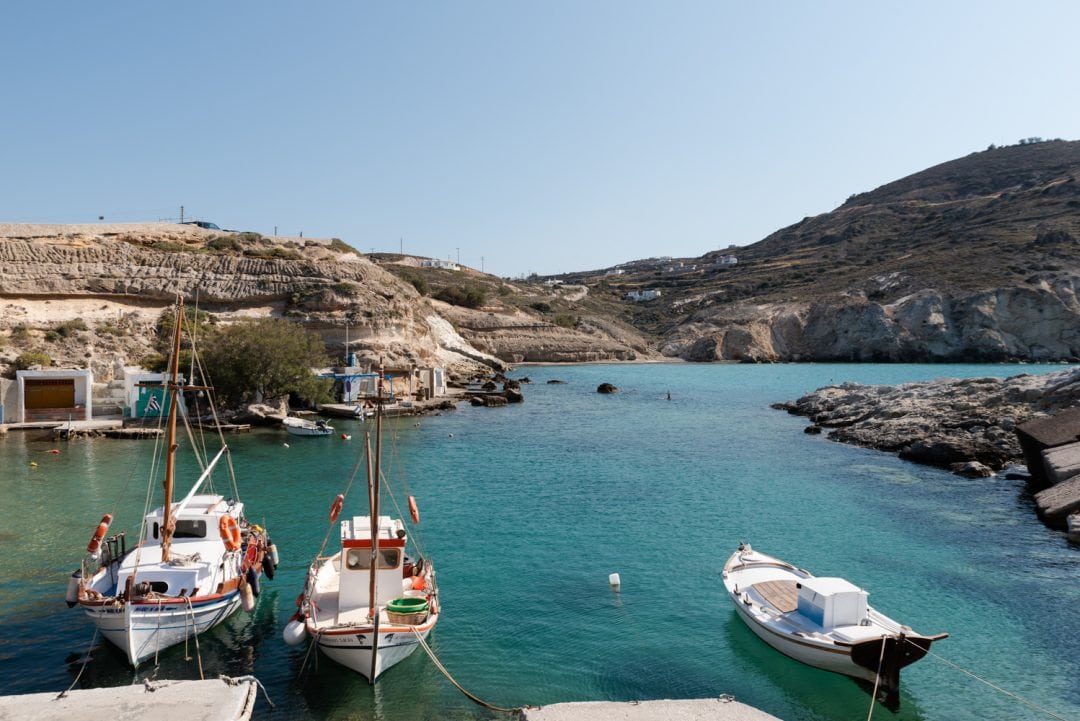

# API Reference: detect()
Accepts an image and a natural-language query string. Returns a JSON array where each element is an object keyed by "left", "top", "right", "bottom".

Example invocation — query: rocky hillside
[
  {"left": 553, "top": 139, "right": 1080, "bottom": 363},
  {"left": 0, "top": 223, "right": 651, "bottom": 384}
]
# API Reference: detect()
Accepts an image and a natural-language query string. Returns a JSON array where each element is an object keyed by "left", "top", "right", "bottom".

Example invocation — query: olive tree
[{"left": 201, "top": 318, "right": 333, "bottom": 407}]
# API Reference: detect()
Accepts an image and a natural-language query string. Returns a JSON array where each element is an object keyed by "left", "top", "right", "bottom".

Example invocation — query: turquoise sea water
[{"left": 0, "top": 362, "right": 1077, "bottom": 721}]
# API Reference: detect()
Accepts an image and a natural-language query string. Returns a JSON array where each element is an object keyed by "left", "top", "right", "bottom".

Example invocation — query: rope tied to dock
[
  {"left": 906, "top": 638, "right": 1072, "bottom": 721},
  {"left": 410, "top": 627, "right": 520, "bottom": 714}
]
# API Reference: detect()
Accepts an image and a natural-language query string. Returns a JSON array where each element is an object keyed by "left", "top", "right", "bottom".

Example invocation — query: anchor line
[
  {"left": 906, "top": 638, "right": 1072, "bottom": 721},
  {"left": 58, "top": 626, "right": 100, "bottom": 699},
  {"left": 410, "top": 627, "right": 520, "bottom": 714},
  {"left": 865, "top": 636, "right": 889, "bottom": 721}
]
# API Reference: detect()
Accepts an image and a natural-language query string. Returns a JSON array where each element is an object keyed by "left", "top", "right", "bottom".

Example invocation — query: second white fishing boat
[
  {"left": 284, "top": 372, "right": 439, "bottom": 682},
  {"left": 722, "top": 543, "right": 946, "bottom": 706}
]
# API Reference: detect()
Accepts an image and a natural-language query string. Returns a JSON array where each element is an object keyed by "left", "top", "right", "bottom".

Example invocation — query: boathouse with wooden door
[{"left": 15, "top": 369, "right": 93, "bottom": 423}]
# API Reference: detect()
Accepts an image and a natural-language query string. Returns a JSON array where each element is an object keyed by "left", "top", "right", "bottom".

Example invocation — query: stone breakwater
[{"left": 773, "top": 366, "right": 1080, "bottom": 475}]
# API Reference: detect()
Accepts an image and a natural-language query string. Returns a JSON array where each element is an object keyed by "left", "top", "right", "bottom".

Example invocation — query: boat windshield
[{"left": 345, "top": 548, "right": 400, "bottom": 570}]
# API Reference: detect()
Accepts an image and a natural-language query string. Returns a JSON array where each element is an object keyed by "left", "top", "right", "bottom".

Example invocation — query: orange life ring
[
  {"left": 408, "top": 495, "right": 420, "bottom": 524},
  {"left": 87, "top": 514, "right": 112, "bottom": 553},
  {"left": 329, "top": 494, "right": 345, "bottom": 523},
  {"left": 219, "top": 515, "right": 242, "bottom": 551}
]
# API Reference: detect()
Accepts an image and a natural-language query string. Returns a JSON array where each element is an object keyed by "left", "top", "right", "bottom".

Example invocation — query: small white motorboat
[
  {"left": 722, "top": 544, "right": 946, "bottom": 706},
  {"left": 283, "top": 416, "right": 334, "bottom": 437}
]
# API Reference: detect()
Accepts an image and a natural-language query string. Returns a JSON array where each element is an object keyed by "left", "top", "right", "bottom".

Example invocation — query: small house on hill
[{"left": 626, "top": 289, "right": 661, "bottom": 302}]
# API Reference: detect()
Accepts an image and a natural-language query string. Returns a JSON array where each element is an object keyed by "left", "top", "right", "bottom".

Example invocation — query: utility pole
[
  {"left": 481, "top": 256, "right": 485, "bottom": 273},
  {"left": 399, "top": 237, "right": 403, "bottom": 255},
  {"left": 456, "top": 247, "right": 460, "bottom": 264},
  {"left": 180, "top": 206, "right": 184, "bottom": 224}
]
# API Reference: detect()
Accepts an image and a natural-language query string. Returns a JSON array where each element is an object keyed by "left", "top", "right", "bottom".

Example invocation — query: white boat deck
[{"left": 523, "top": 698, "right": 782, "bottom": 721}]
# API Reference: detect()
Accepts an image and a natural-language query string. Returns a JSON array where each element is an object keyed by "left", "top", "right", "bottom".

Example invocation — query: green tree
[{"left": 201, "top": 319, "right": 333, "bottom": 406}]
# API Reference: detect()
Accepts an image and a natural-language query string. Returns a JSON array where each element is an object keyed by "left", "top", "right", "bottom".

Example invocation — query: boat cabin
[
  {"left": 796, "top": 577, "right": 868, "bottom": 629},
  {"left": 112, "top": 495, "right": 244, "bottom": 597},
  {"left": 339, "top": 515, "right": 407, "bottom": 608}
]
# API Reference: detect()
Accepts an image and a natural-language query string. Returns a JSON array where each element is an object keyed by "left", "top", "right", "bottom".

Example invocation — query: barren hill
[
  {"left": 554, "top": 140, "right": 1080, "bottom": 363},
  {"left": 0, "top": 224, "right": 653, "bottom": 384}
]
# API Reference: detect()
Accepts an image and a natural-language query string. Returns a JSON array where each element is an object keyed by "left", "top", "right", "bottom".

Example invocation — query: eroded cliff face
[
  {"left": 432, "top": 301, "right": 649, "bottom": 364},
  {"left": 0, "top": 225, "right": 505, "bottom": 380},
  {"left": 663, "top": 276, "right": 1080, "bottom": 363}
]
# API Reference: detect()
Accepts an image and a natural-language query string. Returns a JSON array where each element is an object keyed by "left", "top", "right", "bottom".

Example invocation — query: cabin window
[
  {"left": 345, "top": 548, "right": 401, "bottom": 570},
  {"left": 173, "top": 520, "right": 207, "bottom": 539}
]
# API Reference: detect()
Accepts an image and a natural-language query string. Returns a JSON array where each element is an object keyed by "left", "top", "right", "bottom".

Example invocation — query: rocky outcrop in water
[{"left": 774, "top": 367, "right": 1080, "bottom": 472}]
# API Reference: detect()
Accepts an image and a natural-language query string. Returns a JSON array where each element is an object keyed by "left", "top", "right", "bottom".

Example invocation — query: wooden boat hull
[
  {"left": 722, "top": 544, "right": 945, "bottom": 704},
  {"left": 310, "top": 613, "right": 439, "bottom": 681},
  {"left": 82, "top": 591, "right": 241, "bottom": 666}
]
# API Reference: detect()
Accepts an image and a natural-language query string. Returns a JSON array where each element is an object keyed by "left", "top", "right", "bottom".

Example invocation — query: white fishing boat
[
  {"left": 283, "top": 416, "right": 334, "bottom": 437},
  {"left": 284, "top": 372, "right": 439, "bottom": 682},
  {"left": 67, "top": 297, "right": 278, "bottom": 667},
  {"left": 722, "top": 544, "right": 946, "bottom": 706}
]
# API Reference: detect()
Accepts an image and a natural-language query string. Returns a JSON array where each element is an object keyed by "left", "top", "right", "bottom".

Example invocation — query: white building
[
  {"left": 626, "top": 289, "right": 662, "bottom": 302},
  {"left": 719, "top": 255, "right": 738, "bottom": 266},
  {"left": 420, "top": 259, "right": 460, "bottom": 271},
  {"left": 14, "top": 369, "right": 94, "bottom": 423}
]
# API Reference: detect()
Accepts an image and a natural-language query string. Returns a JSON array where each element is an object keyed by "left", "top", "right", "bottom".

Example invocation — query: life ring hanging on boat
[
  {"left": 329, "top": 494, "right": 345, "bottom": 523},
  {"left": 407, "top": 495, "right": 420, "bottom": 524},
  {"left": 219, "top": 515, "right": 242, "bottom": 551},
  {"left": 86, "top": 514, "right": 113, "bottom": 553}
]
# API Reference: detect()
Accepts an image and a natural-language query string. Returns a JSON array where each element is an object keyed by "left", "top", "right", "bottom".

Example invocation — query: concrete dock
[
  {"left": 0, "top": 677, "right": 258, "bottom": 721},
  {"left": 522, "top": 697, "right": 783, "bottom": 721}
]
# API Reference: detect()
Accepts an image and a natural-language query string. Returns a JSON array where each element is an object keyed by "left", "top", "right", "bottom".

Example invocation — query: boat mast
[
  {"left": 368, "top": 364, "right": 384, "bottom": 682},
  {"left": 161, "top": 296, "right": 184, "bottom": 563}
]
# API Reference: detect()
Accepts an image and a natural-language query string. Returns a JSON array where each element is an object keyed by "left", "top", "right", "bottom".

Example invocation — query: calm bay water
[{"left": 0, "top": 362, "right": 1077, "bottom": 721}]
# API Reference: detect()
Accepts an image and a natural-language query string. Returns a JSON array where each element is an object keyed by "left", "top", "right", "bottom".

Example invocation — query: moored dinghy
[{"left": 722, "top": 543, "right": 946, "bottom": 707}]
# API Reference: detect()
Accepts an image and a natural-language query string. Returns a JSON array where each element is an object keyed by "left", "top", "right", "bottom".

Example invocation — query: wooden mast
[
  {"left": 367, "top": 364, "right": 384, "bottom": 682},
  {"left": 160, "top": 296, "right": 184, "bottom": 563}
]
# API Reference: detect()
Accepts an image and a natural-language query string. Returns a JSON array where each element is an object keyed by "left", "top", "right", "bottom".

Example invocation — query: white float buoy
[
  {"left": 283, "top": 618, "right": 307, "bottom": 646},
  {"left": 609, "top": 572, "right": 621, "bottom": 591},
  {"left": 283, "top": 443, "right": 290, "bottom": 448}
]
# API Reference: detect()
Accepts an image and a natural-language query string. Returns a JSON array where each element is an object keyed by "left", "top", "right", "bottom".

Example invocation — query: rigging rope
[{"left": 410, "top": 627, "right": 520, "bottom": 714}]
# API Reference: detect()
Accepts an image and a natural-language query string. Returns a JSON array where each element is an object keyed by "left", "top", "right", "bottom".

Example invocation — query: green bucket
[{"left": 387, "top": 597, "right": 429, "bottom": 615}]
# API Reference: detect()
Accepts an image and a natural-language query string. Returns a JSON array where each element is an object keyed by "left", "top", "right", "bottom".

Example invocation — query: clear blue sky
[{"left": 2, "top": 2, "right": 1077, "bottom": 277}]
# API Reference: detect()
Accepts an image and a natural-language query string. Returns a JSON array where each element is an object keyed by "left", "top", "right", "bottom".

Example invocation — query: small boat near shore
[
  {"left": 283, "top": 416, "right": 334, "bottom": 437},
  {"left": 722, "top": 543, "right": 946, "bottom": 707}
]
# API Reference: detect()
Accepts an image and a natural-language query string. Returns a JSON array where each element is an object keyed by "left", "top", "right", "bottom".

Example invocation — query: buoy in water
[
  {"left": 49, "top": 449, "right": 60, "bottom": 454},
  {"left": 609, "top": 572, "right": 621, "bottom": 591},
  {"left": 30, "top": 462, "right": 38, "bottom": 467},
  {"left": 283, "top": 443, "right": 290, "bottom": 448},
  {"left": 341, "top": 433, "right": 351, "bottom": 440},
  {"left": 448, "top": 433, "right": 454, "bottom": 438},
  {"left": 283, "top": 618, "right": 307, "bottom": 646}
]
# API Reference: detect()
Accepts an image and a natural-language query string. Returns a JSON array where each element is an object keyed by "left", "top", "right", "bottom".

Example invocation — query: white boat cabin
[
  {"left": 339, "top": 515, "right": 408, "bottom": 608},
  {"left": 111, "top": 494, "right": 245, "bottom": 597},
  {"left": 796, "top": 576, "right": 868, "bottom": 629}
]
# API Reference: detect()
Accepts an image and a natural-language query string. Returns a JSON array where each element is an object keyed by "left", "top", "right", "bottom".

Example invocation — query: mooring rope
[
  {"left": 913, "top": 643, "right": 1071, "bottom": 721},
  {"left": 58, "top": 627, "right": 99, "bottom": 699},
  {"left": 410, "top": 627, "right": 520, "bottom": 714},
  {"left": 865, "top": 637, "right": 889, "bottom": 721},
  {"left": 185, "top": 596, "right": 205, "bottom": 680}
]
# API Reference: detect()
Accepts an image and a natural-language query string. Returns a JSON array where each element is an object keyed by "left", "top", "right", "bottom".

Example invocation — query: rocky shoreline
[{"left": 774, "top": 366, "right": 1080, "bottom": 477}]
